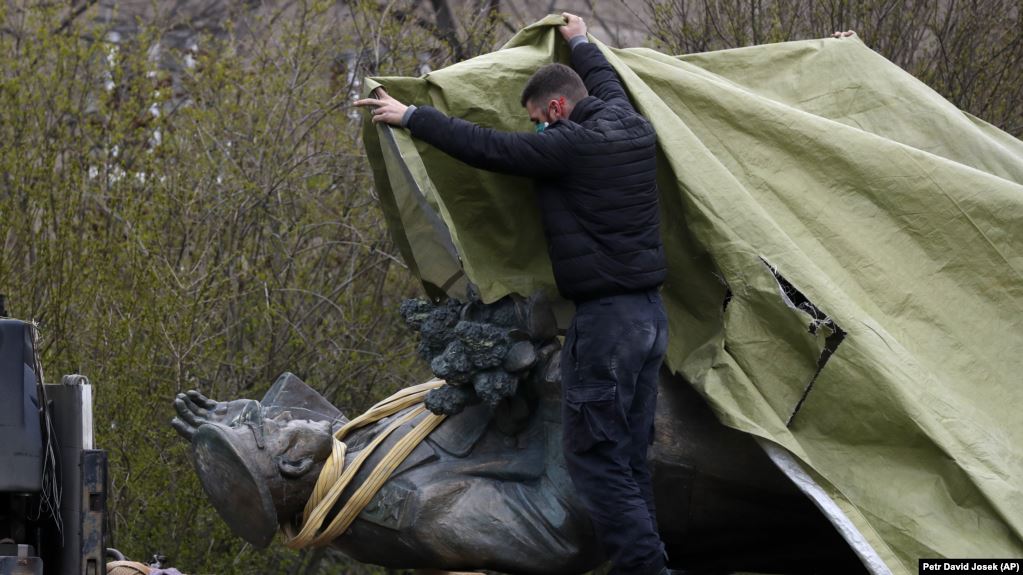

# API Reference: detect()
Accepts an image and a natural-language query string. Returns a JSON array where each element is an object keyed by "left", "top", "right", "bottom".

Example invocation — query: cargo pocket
[
  {"left": 564, "top": 384, "right": 619, "bottom": 454},
  {"left": 572, "top": 315, "right": 623, "bottom": 384}
]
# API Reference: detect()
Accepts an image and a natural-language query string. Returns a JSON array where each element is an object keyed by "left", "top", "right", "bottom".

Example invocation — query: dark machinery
[{"left": 0, "top": 299, "right": 109, "bottom": 575}]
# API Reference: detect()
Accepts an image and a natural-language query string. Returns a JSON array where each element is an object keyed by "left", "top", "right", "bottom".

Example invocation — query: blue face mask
[{"left": 534, "top": 121, "right": 548, "bottom": 134}]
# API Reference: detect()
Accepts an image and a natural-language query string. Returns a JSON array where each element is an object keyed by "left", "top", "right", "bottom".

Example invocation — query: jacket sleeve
[
  {"left": 406, "top": 106, "right": 572, "bottom": 179},
  {"left": 571, "top": 42, "right": 634, "bottom": 112}
]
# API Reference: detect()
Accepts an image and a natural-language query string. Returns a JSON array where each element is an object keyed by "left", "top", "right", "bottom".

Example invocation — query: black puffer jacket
[{"left": 407, "top": 42, "right": 666, "bottom": 302}]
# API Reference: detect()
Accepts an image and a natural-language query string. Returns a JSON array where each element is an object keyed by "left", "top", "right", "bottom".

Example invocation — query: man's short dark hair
[{"left": 520, "top": 63, "right": 587, "bottom": 108}]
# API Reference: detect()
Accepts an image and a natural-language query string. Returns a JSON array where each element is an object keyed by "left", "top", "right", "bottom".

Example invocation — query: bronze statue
[{"left": 171, "top": 295, "right": 866, "bottom": 574}]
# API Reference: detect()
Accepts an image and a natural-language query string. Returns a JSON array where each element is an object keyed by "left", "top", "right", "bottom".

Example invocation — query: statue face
[
  {"left": 267, "top": 413, "right": 335, "bottom": 479},
  {"left": 192, "top": 412, "right": 333, "bottom": 547}
]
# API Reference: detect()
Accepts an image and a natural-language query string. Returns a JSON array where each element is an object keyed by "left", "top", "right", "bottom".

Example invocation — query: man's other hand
[
  {"left": 354, "top": 88, "right": 408, "bottom": 126},
  {"left": 560, "top": 12, "right": 587, "bottom": 42},
  {"left": 831, "top": 30, "right": 856, "bottom": 38}
]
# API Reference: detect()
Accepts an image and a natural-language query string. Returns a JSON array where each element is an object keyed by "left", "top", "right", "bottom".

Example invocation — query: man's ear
[{"left": 548, "top": 97, "right": 564, "bottom": 121}]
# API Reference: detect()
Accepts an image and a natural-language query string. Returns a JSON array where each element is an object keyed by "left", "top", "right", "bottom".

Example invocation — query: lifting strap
[{"left": 284, "top": 378, "right": 447, "bottom": 548}]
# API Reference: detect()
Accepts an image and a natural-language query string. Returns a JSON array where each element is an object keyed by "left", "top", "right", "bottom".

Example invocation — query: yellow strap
[
  {"left": 284, "top": 379, "right": 448, "bottom": 549},
  {"left": 310, "top": 410, "right": 446, "bottom": 545},
  {"left": 302, "top": 434, "right": 346, "bottom": 524},
  {"left": 335, "top": 378, "right": 444, "bottom": 441},
  {"left": 106, "top": 561, "right": 151, "bottom": 575}
]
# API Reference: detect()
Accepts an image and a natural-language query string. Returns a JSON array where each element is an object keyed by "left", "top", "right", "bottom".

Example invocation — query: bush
[{"left": 0, "top": 0, "right": 490, "bottom": 572}]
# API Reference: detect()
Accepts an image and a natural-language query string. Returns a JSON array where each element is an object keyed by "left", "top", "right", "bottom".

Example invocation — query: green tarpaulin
[{"left": 362, "top": 16, "right": 1023, "bottom": 574}]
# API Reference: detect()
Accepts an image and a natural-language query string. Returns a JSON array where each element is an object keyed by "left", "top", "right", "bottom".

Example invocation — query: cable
[{"left": 29, "top": 322, "right": 63, "bottom": 545}]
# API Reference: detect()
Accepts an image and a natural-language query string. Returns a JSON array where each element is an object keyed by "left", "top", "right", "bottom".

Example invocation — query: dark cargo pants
[{"left": 561, "top": 289, "right": 669, "bottom": 575}]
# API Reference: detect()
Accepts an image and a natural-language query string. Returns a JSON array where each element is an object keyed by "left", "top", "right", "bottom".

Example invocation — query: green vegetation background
[{"left": 0, "top": 1, "right": 1018, "bottom": 573}]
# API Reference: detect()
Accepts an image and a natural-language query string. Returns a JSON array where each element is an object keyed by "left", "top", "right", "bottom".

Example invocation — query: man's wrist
[
  {"left": 400, "top": 105, "right": 417, "bottom": 128},
  {"left": 568, "top": 35, "right": 589, "bottom": 50}
]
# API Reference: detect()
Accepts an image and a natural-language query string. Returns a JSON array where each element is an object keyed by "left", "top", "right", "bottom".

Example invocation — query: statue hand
[{"left": 171, "top": 390, "right": 258, "bottom": 440}]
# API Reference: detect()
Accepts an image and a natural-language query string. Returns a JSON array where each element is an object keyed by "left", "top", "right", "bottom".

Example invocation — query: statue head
[{"left": 176, "top": 373, "right": 345, "bottom": 547}]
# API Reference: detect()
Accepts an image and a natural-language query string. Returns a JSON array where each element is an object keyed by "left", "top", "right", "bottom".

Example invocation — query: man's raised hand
[
  {"left": 560, "top": 12, "right": 587, "bottom": 42},
  {"left": 354, "top": 88, "right": 409, "bottom": 127}
]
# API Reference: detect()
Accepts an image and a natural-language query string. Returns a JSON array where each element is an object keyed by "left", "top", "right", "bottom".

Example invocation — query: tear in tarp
[{"left": 362, "top": 16, "right": 1023, "bottom": 574}]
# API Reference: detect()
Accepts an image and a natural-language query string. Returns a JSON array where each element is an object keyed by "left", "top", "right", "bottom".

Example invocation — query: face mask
[{"left": 534, "top": 121, "right": 548, "bottom": 134}]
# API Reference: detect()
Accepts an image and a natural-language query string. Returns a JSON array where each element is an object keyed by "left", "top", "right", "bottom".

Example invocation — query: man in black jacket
[{"left": 357, "top": 13, "right": 670, "bottom": 575}]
